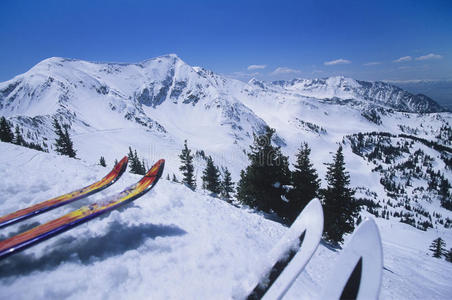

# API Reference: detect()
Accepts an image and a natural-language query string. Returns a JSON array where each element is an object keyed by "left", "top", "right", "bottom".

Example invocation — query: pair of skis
[
  {"left": 245, "top": 199, "right": 383, "bottom": 300},
  {"left": 0, "top": 157, "right": 165, "bottom": 260}
]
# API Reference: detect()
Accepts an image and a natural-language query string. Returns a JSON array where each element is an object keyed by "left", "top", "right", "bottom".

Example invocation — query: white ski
[
  {"left": 246, "top": 198, "right": 324, "bottom": 300},
  {"left": 321, "top": 218, "right": 383, "bottom": 300}
]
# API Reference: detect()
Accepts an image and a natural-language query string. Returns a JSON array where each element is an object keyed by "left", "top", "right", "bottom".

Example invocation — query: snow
[
  {"left": 1, "top": 143, "right": 452, "bottom": 299},
  {"left": 0, "top": 54, "right": 452, "bottom": 299}
]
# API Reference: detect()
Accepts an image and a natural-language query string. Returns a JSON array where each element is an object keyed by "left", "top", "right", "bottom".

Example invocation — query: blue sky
[{"left": 0, "top": 0, "right": 451, "bottom": 82}]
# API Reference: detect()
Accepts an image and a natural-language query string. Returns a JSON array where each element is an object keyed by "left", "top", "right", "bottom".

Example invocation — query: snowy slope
[
  {"left": 1, "top": 143, "right": 451, "bottom": 299},
  {"left": 1, "top": 54, "right": 452, "bottom": 298}
]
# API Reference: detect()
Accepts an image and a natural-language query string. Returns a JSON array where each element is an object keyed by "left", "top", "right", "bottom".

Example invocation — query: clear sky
[{"left": 0, "top": 0, "right": 451, "bottom": 82}]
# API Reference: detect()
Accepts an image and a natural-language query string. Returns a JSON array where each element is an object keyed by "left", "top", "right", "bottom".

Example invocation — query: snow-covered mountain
[
  {"left": 0, "top": 55, "right": 451, "bottom": 232},
  {"left": 1, "top": 54, "right": 452, "bottom": 298},
  {"left": 249, "top": 77, "right": 447, "bottom": 113}
]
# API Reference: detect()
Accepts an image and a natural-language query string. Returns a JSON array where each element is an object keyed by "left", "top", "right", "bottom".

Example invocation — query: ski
[
  {"left": 321, "top": 218, "right": 383, "bottom": 300},
  {"left": 0, "top": 159, "right": 165, "bottom": 260},
  {"left": 246, "top": 198, "right": 324, "bottom": 300},
  {"left": 0, "top": 156, "right": 129, "bottom": 229}
]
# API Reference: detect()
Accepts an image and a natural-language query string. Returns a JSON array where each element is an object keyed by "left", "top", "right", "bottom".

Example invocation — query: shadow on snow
[{"left": 0, "top": 221, "right": 186, "bottom": 279}]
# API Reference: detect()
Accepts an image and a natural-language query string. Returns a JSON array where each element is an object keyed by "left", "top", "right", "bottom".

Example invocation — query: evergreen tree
[
  {"left": 286, "top": 142, "right": 320, "bottom": 224},
  {"left": 114, "top": 159, "right": 118, "bottom": 166},
  {"left": 99, "top": 156, "right": 106, "bottom": 167},
  {"left": 179, "top": 140, "right": 196, "bottom": 189},
  {"left": 439, "top": 178, "right": 452, "bottom": 210},
  {"left": 127, "top": 147, "right": 138, "bottom": 173},
  {"left": 0, "top": 116, "right": 14, "bottom": 143},
  {"left": 53, "top": 118, "right": 76, "bottom": 158},
  {"left": 127, "top": 147, "right": 146, "bottom": 175},
  {"left": 236, "top": 127, "right": 291, "bottom": 216},
  {"left": 202, "top": 156, "right": 221, "bottom": 194},
  {"left": 429, "top": 237, "right": 446, "bottom": 258},
  {"left": 445, "top": 248, "right": 452, "bottom": 263},
  {"left": 321, "top": 145, "right": 358, "bottom": 244},
  {"left": 172, "top": 174, "right": 179, "bottom": 183},
  {"left": 166, "top": 174, "right": 171, "bottom": 181},
  {"left": 141, "top": 158, "right": 147, "bottom": 174},
  {"left": 13, "top": 125, "right": 25, "bottom": 146},
  {"left": 220, "top": 167, "right": 235, "bottom": 201},
  {"left": 63, "top": 127, "right": 77, "bottom": 158}
]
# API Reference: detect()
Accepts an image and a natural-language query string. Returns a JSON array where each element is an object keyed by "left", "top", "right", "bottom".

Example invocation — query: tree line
[
  {"left": 0, "top": 116, "right": 46, "bottom": 151},
  {"left": 178, "top": 127, "right": 358, "bottom": 245}
]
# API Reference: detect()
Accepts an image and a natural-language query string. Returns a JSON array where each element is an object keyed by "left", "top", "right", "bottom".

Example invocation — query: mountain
[
  {"left": 0, "top": 54, "right": 452, "bottom": 298},
  {"left": 249, "top": 76, "right": 447, "bottom": 113},
  {"left": 0, "top": 54, "right": 451, "bottom": 236},
  {"left": 386, "top": 80, "right": 452, "bottom": 112}
]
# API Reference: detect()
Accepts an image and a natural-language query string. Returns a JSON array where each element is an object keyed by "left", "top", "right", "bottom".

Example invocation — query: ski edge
[
  {"left": 0, "top": 159, "right": 164, "bottom": 260},
  {"left": 0, "top": 156, "right": 128, "bottom": 228}
]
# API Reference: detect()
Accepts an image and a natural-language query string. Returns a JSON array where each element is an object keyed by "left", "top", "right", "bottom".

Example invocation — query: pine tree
[
  {"left": 445, "top": 248, "right": 452, "bottom": 263},
  {"left": 236, "top": 127, "right": 291, "bottom": 216},
  {"left": 63, "top": 127, "right": 77, "bottom": 158},
  {"left": 220, "top": 167, "right": 234, "bottom": 201},
  {"left": 0, "top": 116, "right": 14, "bottom": 143},
  {"left": 114, "top": 159, "right": 118, "bottom": 166},
  {"left": 127, "top": 147, "right": 146, "bottom": 175},
  {"left": 179, "top": 140, "right": 196, "bottom": 190},
  {"left": 127, "top": 147, "right": 137, "bottom": 173},
  {"left": 202, "top": 156, "right": 221, "bottom": 194},
  {"left": 286, "top": 142, "right": 320, "bottom": 224},
  {"left": 13, "top": 125, "right": 25, "bottom": 146},
  {"left": 321, "top": 145, "right": 358, "bottom": 244},
  {"left": 99, "top": 156, "right": 106, "bottom": 167},
  {"left": 141, "top": 158, "right": 147, "bottom": 174},
  {"left": 166, "top": 174, "right": 171, "bottom": 181},
  {"left": 172, "top": 174, "right": 179, "bottom": 183},
  {"left": 53, "top": 118, "right": 76, "bottom": 158},
  {"left": 439, "top": 178, "right": 451, "bottom": 210},
  {"left": 429, "top": 237, "right": 446, "bottom": 258}
]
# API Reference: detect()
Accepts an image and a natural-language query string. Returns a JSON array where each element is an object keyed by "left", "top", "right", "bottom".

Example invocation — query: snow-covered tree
[
  {"left": 439, "top": 178, "right": 452, "bottom": 211},
  {"left": 429, "top": 237, "right": 446, "bottom": 258},
  {"left": 286, "top": 142, "right": 320, "bottom": 224},
  {"left": 202, "top": 156, "right": 221, "bottom": 194},
  {"left": 172, "top": 174, "right": 179, "bottom": 183},
  {"left": 0, "top": 116, "right": 14, "bottom": 143},
  {"left": 179, "top": 140, "right": 196, "bottom": 190},
  {"left": 445, "top": 248, "right": 452, "bottom": 263},
  {"left": 236, "top": 127, "right": 290, "bottom": 216},
  {"left": 53, "top": 118, "right": 76, "bottom": 158},
  {"left": 13, "top": 125, "right": 25, "bottom": 146},
  {"left": 321, "top": 145, "right": 358, "bottom": 244},
  {"left": 99, "top": 156, "right": 106, "bottom": 167},
  {"left": 220, "top": 167, "right": 234, "bottom": 201},
  {"left": 127, "top": 147, "right": 146, "bottom": 175}
]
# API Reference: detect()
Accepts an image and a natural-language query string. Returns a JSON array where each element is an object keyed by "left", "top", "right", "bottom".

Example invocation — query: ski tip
[
  {"left": 303, "top": 198, "right": 323, "bottom": 217},
  {"left": 107, "top": 156, "right": 129, "bottom": 178},
  {"left": 147, "top": 159, "right": 165, "bottom": 178},
  {"left": 322, "top": 217, "right": 383, "bottom": 300},
  {"left": 292, "top": 198, "right": 324, "bottom": 231}
]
